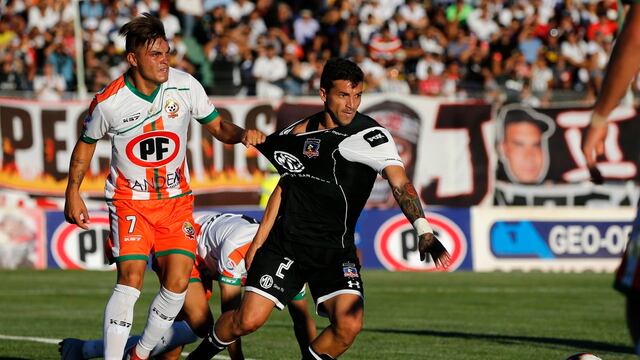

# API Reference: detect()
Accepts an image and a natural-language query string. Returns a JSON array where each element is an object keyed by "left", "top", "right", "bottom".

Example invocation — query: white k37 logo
[{"left": 274, "top": 151, "right": 305, "bottom": 173}]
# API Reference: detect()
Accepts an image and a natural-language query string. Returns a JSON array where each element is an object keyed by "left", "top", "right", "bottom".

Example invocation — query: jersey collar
[{"left": 125, "top": 73, "right": 161, "bottom": 103}]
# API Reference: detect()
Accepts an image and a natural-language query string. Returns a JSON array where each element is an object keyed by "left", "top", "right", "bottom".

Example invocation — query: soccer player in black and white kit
[{"left": 187, "top": 58, "right": 451, "bottom": 360}]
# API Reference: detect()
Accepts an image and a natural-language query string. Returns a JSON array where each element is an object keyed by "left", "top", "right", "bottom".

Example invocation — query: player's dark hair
[
  {"left": 119, "top": 13, "right": 167, "bottom": 54},
  {"left": 320, "top": 58, "right": 364, "bottom": 92}
]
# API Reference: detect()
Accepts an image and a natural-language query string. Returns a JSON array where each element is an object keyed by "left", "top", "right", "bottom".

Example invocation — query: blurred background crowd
[{"left": 0, "top": 0, "right": 632, "bottom": 105}]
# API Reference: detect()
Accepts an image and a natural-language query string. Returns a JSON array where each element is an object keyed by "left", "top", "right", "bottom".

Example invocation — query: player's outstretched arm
[
  {"left": 583, "top": 3, "right": 640, "bottom": 167},
  {"left": 64, "top": 139, "right": 97, "bottom": 230},
  {"left": 384, "top": 165, "right": 451, "bottom": 268},
  {"left": 246, "top": 183, "right": 282, "bottom": 269},
  {"left": 203, "top": 117, "right": 266, "bottom": 146}
]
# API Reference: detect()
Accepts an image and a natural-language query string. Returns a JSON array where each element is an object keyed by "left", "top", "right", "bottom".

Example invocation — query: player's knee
[
  {"left": 162, "top": 276, "right": 190, "bottom": 293},
  {"left": 117, "top": 271, "right": 144, "bottom": 288},
  {"left": 334, "top": 317, "right": 362, "bottom": 344},
  {"left": 233, "top": 312, "right": 266, "bottom": 336}
]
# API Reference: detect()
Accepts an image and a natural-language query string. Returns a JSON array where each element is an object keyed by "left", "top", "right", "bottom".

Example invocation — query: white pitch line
[
  {"left": 0, "top": 334, "right": 253, "bottom": 359},
  {"left": 0, "top": 334, "right": 61, "bottom": 344}
]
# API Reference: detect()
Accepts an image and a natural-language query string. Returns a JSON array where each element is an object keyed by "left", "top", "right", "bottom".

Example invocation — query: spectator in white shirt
[
  {"left": 467, "top": 5, "right": 499, "bottom": 41},
  {"left": 561, "top": 31, "right": 588, "bottom": 68},
  {"left": 159, "top": 6, "right": 181, "bottom": 40},
  {"left": 253, "top": 44, "right": 287, "bottom": 99},
  {"left": 33, "top": 62, "right": 65, "bottom": 101},
  {"left": 416, "top": 51, "right": 445, "bottom": 81},
  {"left": 226, "top": 0, "right": 255, "bottom": 23},
  {"left": 293, "top": 9, "right": 319, "bottom": 49},
  {"left": 27, "top": 1, "right": 59, "bottom": 32},
  {"left": 358, "top": 13, "right": 379, "bottom": 44},
  {"left": 399, "top": 0, "right": 427, "bottom": 30}
]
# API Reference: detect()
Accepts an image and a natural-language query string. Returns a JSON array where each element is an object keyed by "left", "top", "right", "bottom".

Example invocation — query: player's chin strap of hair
[{"left": 413, "top": 218, "right": 433, "bottom": 236}]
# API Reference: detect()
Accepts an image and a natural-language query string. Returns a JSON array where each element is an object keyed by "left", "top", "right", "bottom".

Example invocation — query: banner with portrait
[{"left": 493, "top": 104, "right": 640, "bottom": 206}]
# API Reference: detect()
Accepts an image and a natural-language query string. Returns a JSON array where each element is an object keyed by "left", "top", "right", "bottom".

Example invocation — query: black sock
[
  {"left": 302, "top": 346, "right": 336, "bottom": 360},
  {"left": 185, "top": 328, "right": 229, "bottom": 360}
]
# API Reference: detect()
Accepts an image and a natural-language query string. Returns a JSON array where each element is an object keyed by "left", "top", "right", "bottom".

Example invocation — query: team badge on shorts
[
  {"left": 225, "top": 259, "right": 236, "bottom": 271},
  {"left": 343, "top": 262, "right": 359, "bottom": 278},
  {"left": 182, "top": 221, "right": 195, "bottom": 240},
  {"left": 165, "top": 99, "right": 180, "bottom": 118},
  {"left": 303, "top": 138, "right": 320, "bottom": 158},
  {"left": 260, "top": 275, "right": 273, "bottom": 289}
]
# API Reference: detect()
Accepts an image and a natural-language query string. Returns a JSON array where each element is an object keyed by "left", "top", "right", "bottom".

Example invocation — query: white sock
[
  {"left": 149, "top": 321, "right": 199, "bottom": 356},
  {"left": 82, "top": 322, "right": 196, "bottom": 359},
  {"left": 81, "top": 336, "right": 140, "bottom": 359},
  {"left": 103, "top": 284, "right": 140, "bottom": 360},
  {"left": 134, "top": 286, "right": 186, "bottom": 358}
]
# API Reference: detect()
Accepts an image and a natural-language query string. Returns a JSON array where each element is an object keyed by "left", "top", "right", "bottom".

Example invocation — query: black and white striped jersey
[{"left": 257, "top": 111, "right": 403, "bottom": 249}]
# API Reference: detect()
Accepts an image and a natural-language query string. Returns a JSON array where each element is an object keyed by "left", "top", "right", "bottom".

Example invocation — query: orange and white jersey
[
  {"left": 81, "top": 68, "right": 218, "bottom": 200},
  {"left": 195, "top": 212, "right": 259, "bottom": 285}
]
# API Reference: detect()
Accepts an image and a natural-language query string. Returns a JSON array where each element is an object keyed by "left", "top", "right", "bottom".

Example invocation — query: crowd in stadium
[{"left": 0, "top": 0, "right": 625, "bottom": 104}]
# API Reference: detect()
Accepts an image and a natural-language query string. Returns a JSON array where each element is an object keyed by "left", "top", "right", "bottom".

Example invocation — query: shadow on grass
[
  {"left": 363, "top": 327, "right": 634, "bottom": 355},
  {"left": 0, "top": 358, "right": 30, "bottom": 360}
]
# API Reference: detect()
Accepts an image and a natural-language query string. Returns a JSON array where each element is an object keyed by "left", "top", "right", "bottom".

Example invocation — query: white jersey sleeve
[
  {"left": 339, "top": 126, "right": 404, "bottom": 174},
  {"left": 81, "top": 97, "right": 111, "bottom": 143},
  {"left": 189, "top": 74, "right": 218, "bottom": 124}
]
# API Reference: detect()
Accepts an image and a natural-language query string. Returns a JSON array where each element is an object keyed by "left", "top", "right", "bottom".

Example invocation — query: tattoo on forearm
[
  {"left": 67, "top": 157, "right": 87, "bottom": 188},
  {"left": 392, "top": 183, "right": 424, "bottom": 222}
]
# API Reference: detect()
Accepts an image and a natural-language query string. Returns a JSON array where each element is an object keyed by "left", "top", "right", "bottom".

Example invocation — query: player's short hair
[
  {"left": 320, "top": 58, "right": 364, "bottom": 92},
  {"left": 119, "top": 13, "right": 167, "bottom": 54}
]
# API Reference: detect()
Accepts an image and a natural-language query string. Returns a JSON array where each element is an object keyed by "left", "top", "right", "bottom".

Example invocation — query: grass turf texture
[{"left": 0, "top": 270, "right": 632, "bottom": 359}]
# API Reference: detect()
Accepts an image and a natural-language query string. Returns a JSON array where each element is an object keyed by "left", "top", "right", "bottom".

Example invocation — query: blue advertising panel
[{"left": 490, "top": 220, "right": 630, "bottom": 259}]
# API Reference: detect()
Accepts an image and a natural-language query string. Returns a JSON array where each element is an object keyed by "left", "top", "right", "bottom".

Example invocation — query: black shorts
[{"left": 245, "top": 239, "right": 364, "bottom": 317}]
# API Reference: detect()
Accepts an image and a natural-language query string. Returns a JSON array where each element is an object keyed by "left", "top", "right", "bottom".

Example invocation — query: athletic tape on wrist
[
  {"left": 590, "top": 112, "right": 608, "bottom": 126},
  {"left": 413, "top": 218, "right": 433, "bottom": 236}
]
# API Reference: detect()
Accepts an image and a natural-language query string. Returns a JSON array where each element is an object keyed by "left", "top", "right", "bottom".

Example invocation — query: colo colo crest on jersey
[{"left": 303, "top": 138, "right": 320, "bottom": 158}]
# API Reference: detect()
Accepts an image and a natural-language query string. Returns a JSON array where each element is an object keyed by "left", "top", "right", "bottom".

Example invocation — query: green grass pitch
[{"left": 0, "top": 269, "right": 633, "bottom": 359}]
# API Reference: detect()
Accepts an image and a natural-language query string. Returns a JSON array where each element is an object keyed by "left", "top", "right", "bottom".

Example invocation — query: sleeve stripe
[
  {"left": 80, "top": 134, "right": 99, "bottom": 144},
  {"left": 196, "top": 109, "right": 219, "bottom": 124}
]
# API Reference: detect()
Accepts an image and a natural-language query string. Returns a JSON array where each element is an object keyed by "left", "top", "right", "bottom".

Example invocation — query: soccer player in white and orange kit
[
  {"left": 59, "top": 212, "right": 316, "bottom": 360},
  {"left": 63, "top": 14, "right": 264, "bottom": 360}
]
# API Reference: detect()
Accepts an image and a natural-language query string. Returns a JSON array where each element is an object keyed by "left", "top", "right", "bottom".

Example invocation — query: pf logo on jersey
[
  {"left": 126, "top": 130, "right": 180, "bottom": 167},
  {"left": 374, "top": 213, "right": 467, "bottom": 271},
  {"left": 273, "top": 151, "right": 305, "bottom": 173}
]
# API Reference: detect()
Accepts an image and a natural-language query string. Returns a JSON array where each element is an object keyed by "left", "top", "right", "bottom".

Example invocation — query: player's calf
[{"left": 185, "top": 325, "right": 235, "bottom": 360}]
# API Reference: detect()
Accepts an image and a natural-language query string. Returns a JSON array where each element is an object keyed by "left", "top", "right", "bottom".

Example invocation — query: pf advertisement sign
[
  {"left": 47, "top": 211, "right": 114, "bottom": 270},
  {"left": 357, "top": 208, "right": 471, "bottom": 271},
  {"left": 472, "top": 207, "right": 635, "bottom": 272}
]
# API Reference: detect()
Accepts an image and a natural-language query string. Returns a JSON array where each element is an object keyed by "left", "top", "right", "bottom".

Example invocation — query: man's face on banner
[{"left": 501, "top": 121, "right": 544, "bottom": 183}]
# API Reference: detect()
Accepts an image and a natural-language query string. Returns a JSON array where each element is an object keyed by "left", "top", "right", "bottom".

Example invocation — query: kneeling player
[{"left": 59, "top": 212, "right": 316, "bottom": 360}]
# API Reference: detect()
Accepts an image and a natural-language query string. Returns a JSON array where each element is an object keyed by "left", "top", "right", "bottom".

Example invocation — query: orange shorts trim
[{"left": 108, "top": 195, "right": 196, "bottom": 261}]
